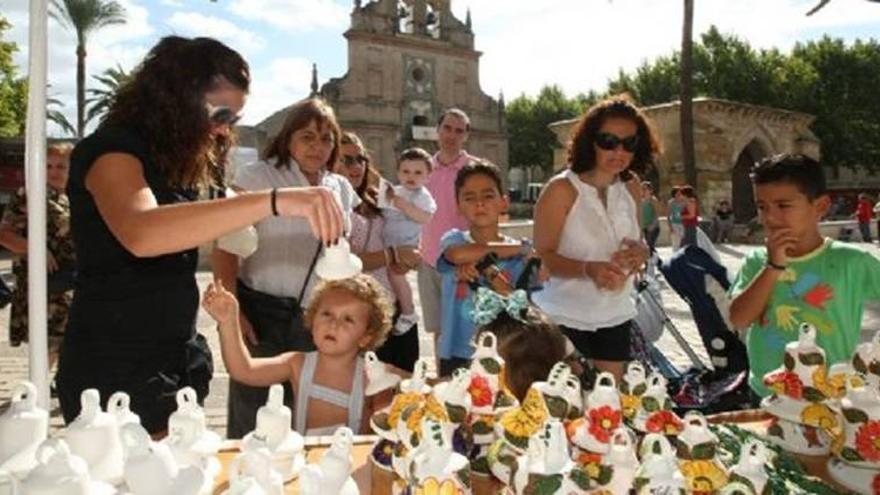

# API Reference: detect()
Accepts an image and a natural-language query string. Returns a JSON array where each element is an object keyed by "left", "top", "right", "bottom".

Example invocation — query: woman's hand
[
  {"left": 393, "top": 246, "right": 422, "bottom": 271},
  {"left": 611, "top": 238, "right": 649, "bottom": 273},
  {"left": 275, "top": 187, "right": 344, "bottom": 245},
  {"left": 584, "top": 261, "right": 627, "bottom": 291},
  {"left": 202, "top": 280, "right": 239, "bottom": 326}
]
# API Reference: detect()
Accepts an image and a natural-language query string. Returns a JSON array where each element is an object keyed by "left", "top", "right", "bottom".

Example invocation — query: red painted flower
[
  {"left": 468, "top": 375, "right": 493, "bottom": 408},
  {"left": 804, "top": 283, "right": 833, "bottom": 310},
  {"left": 856, "top": 421, "right": 880, "bottom": 462},
  {"left": 872, "top": 472, "right": 880, "bottom": 495},
  {"left": 645, "top": 410, "right": 683, "bottom": 435},
  {"left": 588, "top": 405, "right": 622, "bottom": 443},
  {"left": 763, "top": 370, "right": 804, "bottom": 399}
]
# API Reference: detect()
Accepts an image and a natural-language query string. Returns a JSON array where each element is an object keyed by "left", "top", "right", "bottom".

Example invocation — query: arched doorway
[{"left": 732, "top": 140, "right": 768, "bottom": 223}]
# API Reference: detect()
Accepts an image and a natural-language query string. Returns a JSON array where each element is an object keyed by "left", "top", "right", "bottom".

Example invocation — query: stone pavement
[{"left": 2, "top": 242, "right": 879, "bottom": 434}]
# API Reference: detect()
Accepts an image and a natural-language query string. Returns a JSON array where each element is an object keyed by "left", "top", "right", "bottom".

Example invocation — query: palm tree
[
  {"left": 85, "top": 64, "right": 130, "bottom": 127},
  {"left": 680, "top": 0, "right": 697, "bottom": 188},
  {"left": 49, "top": 0, "right": 126, "bottom": 138},
  {"left": 807, "top": 0, "right": 880, "bottom": 15},
  {"left": 48, "top": 95, "right": 76, "bottom": 137}
]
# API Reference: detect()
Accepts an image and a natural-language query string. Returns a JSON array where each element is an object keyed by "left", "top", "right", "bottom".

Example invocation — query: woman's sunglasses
[
  {"left": 206, "top": 103, "right": 242, "bottom": 127},
  {"left": 595, "top": 132, "right": 639, "bottom": 152},
  {"left": 341, "top": 154, "right": 368, "bottom": 166}
]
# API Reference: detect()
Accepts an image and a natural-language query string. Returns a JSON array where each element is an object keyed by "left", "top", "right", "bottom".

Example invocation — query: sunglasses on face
[
  {"left": 595, "top": 132, "right": 639, "bottom": 152},
  {"left": 340, "top": 154, "right": 368, "bottom": 167},
  {"left": 206, "top": 103, "right": 242, "bottom": 127}
]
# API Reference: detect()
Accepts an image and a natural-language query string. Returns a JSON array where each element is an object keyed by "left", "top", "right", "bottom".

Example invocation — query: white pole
[{"left": 25, "top": 0, "right": 50, "bottom": 408}]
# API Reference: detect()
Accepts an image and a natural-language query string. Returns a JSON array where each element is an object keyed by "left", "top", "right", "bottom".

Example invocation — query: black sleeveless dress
[{"left": 56, "top": 126, "right": 213, "bottom": 434}]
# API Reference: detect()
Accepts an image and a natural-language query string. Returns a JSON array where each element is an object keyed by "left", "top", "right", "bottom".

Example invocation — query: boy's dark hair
[
  {"left": 670, "top": 185, "right": 680, "bottom": 199},
  {"left": 751, "top": 154, "right": 826, "bottom": 200},
  {"left": 475, "top": 307, "right": 567, "bottom": 402},
  {"left": 679, "top": 185, "right": 697, "bottom": 199},
  {"left": 398, "top": 147, "right": 433, "bottom": 171},
  {"left": 454, "top": 160, "right": 505, "bottom": 200}
]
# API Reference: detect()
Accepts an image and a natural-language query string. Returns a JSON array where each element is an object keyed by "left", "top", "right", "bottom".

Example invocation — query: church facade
[{"left": 250, "top": 0, "right": 508, "bottom": 179}]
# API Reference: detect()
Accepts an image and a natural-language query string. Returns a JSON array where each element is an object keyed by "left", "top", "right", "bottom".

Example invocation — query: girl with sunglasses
[
  {"left": 57, "top": 36, "right": 344, "bottom": 436},
  {"left": 532, "top": 94, "right": 662, "bottom": 381}
]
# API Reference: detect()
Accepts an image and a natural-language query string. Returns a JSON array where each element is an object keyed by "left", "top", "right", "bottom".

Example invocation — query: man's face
[
  {"left": 437, "top": 114, "right": 468, "bottom": 154},
  {"left": 755, "top": 181, "right": 829, "bottom": 239}
]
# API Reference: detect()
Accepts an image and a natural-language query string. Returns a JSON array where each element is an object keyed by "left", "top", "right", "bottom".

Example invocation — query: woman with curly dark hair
[
  {"left": 56, "top": 36, "right": 343, "bottom": 435},
  {"left": 533, "top": 94, "right": 662, "bottom": 381}
]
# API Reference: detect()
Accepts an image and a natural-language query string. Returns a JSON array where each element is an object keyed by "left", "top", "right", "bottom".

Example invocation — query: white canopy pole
[{"left": 25, "top": 0, "right": 50, "bottom": 408}]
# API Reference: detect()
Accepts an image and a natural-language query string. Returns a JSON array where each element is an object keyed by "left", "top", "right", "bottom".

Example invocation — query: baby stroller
[{"left": 632, "top": 244, "right": 753, "bottom": 414}]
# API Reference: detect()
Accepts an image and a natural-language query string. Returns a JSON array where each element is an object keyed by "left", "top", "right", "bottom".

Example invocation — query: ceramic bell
[
  {"left": 120, "top": 423, "right": 204, "bottom": 495},
  {"left": 300, "top": 427, "right": 359, "bottom": 495},
  {"left": 364, "top": 351, "right": 401, "bottom": 396},
  {"left": 517, "top": 419, "right": 589, "bottom": 495},
  {"left": 241, "top": 384, "right": 305, "bottom": 482},
  {"left": 634, "top": 434, "right": 687, "bottom": 495},
  {"left": 0, "top": 381, "right": 48, "bottom": 472},
  {"left": 14, "top": 438, "right": 115, "bottom": 495},
  {"left": 832, "top": 373, "right": 880, "bottom": 468},
  {"left": 225, "top": 448, "right": 283, "bottom": 495},
  {"left": 620, "top": 361, "right": 648, "bottom": 420},
  {"left": 727, "top": 439, "right": 771, "bottom": 495},
  {"left": 410, "top": 417, "right": 471, "bottom": 494},
  {"left": 572, "top": 427, "right": 638, "bottom": 493},
  {"left": 216, "top": 188, "right": 258, "bottom": 258},
  {"left": 468, "top": 332, "right": 517, "bottom": 415},
  {"left": 762, "top": 323, "right": 830, "bottom": 404},
  {"left": 107, "top": 391, "right": 141, "bottom": 427},
  {"left": 495, "top": 386, "right": 549, "bottom": 453},
  {"left": 433, "top": 367, "right": 473, "bottom": 425},
  {"left": 677, "top": 413, "right": 728, "bottom": 493},
  {"left": 64, "top": 388, "right": 125, "bottom": 484},
  {"left": 764, "top": 416, "right": 832, "bottom": 455},
  {"left": 827, "top": 456, "right": 880, "bottom": 495},
  {"left": 568, "top": 372, "right": 623, "bottom": 454},
  {"left": 851, "top": 329, "right": 880, "bottom": 389},
  {"left": 533, "top": 362, "right": 579, "bottom": 421},
  {"left": 164, "top": 387, "right": 221, "bottom": 469},
  {"left": 315, "top": 238, "right": 362, "bottom": 280},
  {"left": 632, "top": 372, "right": 683, "bottom": 435}
]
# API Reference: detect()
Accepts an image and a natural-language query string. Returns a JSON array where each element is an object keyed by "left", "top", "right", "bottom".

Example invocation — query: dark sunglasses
[
  {"left": 341, "top": 154, "right": 368, "bottom": 166},
  {"left": 207, "top": 104, "right": 242, "bottom": 127},
  {"left": 595, "top": 132, "right": 639, "bottom": 152}
]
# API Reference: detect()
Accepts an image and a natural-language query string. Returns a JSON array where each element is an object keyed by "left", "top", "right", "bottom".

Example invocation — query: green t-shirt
[
  {"left": 641, "top": 200, "right": 658, "bottom": 228},
  {"left": 730, "top": 239, "right": 880, "bottom": 397}
]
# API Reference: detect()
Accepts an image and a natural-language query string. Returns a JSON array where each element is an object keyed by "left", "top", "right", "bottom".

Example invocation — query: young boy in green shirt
[{"left": 729, "top": 154, "right": 880, "bottom": 398}]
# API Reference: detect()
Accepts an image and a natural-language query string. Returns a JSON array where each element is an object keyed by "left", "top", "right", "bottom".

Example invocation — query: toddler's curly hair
[{"left": 304, "top": 274, "right": 394, "bottom": 351}]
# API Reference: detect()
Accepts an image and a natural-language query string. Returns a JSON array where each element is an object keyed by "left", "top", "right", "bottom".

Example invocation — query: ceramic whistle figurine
[
  {"left": 163, "top": 387, "right": 221, "bottom": 487},
  {"left": 300, "top": 427, "right": 359, "bottom": 495},
  {"left": 120, "top": 423, "right": 204, "bottom": 495},
  {"left": 0, "top": 381, "right": 48, "bottom": 474},
  {"left": 727, "top": 439, "right": 771, "bottom": 495},
  {"left": 620, "top": 361, "right": 648, "bottom": 421},
  {"left": 534, "top": 362, "right": 581, "bottom": 421},
  {"left": 410, "top": 416, "right": 471, "bottom": 494},
  {"left": 676, "top": 412, "right": 729, "bottom": 493},
  {"left": 634, "top": 433, "right": 687, "bottom": 495},
  {"left": 63, "top": 388, "right": 125, "bottom": 484},
  {"left": 512, "top": 418, "right": 589, "bottom": 495},
  {"left": 632, "top": 372, "right": 683, "bottom": 436},
  {"left": 575, "top": 427, "right": 639, "bottom": 494},
  {"left": 568, "top": 372, "right": 623, "bottom": 454},
  {"left": 364, "top": 351, "right": 402, "bottom": 396},
  {"left": 241, "top": 384, "right": 305, "bottom": 482}
]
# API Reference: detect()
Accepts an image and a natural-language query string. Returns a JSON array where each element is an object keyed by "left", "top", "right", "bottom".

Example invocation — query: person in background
[
  {"left": 679, "top": 185, "right": 700, "bottom": 247},
  {"left": 639, "top": 181, "right": 663, "bottom": 253},
  {"left": 855, "top": 192, "right": 874, "bottom": 243},
  {"left": 874, "top": 196, "right": 880, "bottom": 244},
  {"left": 0, "top": 143, "right": 76, "bottom": 368},
  {"left": 667, "top": 186, "right": 684, "bottom": 249},
  {"left": 713, "top": 198, "right": 734, "bottom": 244}
]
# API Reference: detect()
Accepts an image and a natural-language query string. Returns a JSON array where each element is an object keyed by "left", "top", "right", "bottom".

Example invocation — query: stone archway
[{"left": 732, "top": 140, "right": 769, "bottom": 222}]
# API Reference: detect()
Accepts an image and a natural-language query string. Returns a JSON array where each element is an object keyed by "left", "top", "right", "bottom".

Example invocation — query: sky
[{"left": 2, "top": 0, "right": 880, "bottom": 137}]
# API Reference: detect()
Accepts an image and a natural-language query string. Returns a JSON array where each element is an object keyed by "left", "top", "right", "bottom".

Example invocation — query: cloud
[
  {"left": 243, "top": 57, "right": 315, "bottom": 125},
  {"left": 160, "top": 0, "right": 183, "bottom": 6},
  {"left": 226, "top": 0, "right": 348, "bottom": 31},
  {"left": 452, "top": 0, "right": 880, "bottom": 99},
  {"left": 165, "top": 11, "right": 265, "bottom": 56}
]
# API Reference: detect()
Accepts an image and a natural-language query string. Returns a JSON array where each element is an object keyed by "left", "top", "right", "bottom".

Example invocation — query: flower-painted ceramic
[
  {"left": 826, "top": 456, "right": 880, "bottom": 495},
  {"left": 468, "top": 333, "right": 517, "bottom": 416},
  {"left": 14, "top": 438, "right": 115, "bottom": 495},
  {"left": 762, "top": 323, "right": 831, "bottom": 403},
  {"left": 495, "top": 386, "right": 549, "bottom": 453},
  {"left": 300, "top": 427, "right": 359, "bottom": 495},
  {"left": 764, "top": 416, "right": 832, "bottom": 455},
  {"left": 120, "top": 423, "right": 204, "bottom": 495},
  {"left": 632, "top": 373, "right": 683, "bottom": 436},
  {"left": 0, "top": 381, "right": 48, "bottom": 471},
  {"left": 410, "top": 416, "right": 471, "bottom": 494},
  {"left": 633, "top": 433, "right": 687, "bottom": 495},
  {"left": 573, "top": 427, "right": 638, "bottom": 494},
  {"left": 675, "top": 412, "right": 718, "bottom": 460},
  {"left": 567, "top": 372, "right": 623, "bottom": 455},
  {"left": 533, "top": 362, "right": 580, "bottom": 421},
  {"left": 434, "top": 368, "right": 473, "bottom": 426},
  {"left": 620, "top": 362, "right": 648, "bottom": 421},
  {"left": 365, "top": 351, "right": 402, "bottom": 396},
  {"left": 241, "top": 384, "right": 305, "bottom": 482},
  {"left": 163, "top": 387, "right": 221, "bottom": 485},
  {"left": 834, "top": 373, "right": 880, "bottom": 468},
  {"left": 726, "top": 439, "right": 771, "bottom": 495},
  {"left": 851, "top": 330, "right": 880, "bottom": 390},
  {"left": 64, "top": 388, "right": 125, "bottom": 483}
]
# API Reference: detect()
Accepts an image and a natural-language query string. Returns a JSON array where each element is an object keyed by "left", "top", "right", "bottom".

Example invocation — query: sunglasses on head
[
  {"left": 206, "top": 103, "right": 241, "bottom": 127},
  {"left": 595, "top": 132, "right": 639, "bottom": 152},
  {"left": 341, "top": 154, "right": 368, "bottom": 166}
]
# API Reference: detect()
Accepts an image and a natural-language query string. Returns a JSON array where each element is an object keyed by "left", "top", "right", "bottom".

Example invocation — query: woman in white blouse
[{"left": 533, "top": 95, "right": 662, "bottom": 380}]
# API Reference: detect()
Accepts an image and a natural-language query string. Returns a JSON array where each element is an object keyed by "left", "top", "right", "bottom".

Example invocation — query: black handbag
[{"left": 47, "top": 265, "right": 77, "bottom": 293}]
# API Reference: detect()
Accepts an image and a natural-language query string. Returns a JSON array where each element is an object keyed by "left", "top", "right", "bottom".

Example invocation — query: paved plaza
[{"left": 2, "top": 242, "right": 879, "bottom": 434}]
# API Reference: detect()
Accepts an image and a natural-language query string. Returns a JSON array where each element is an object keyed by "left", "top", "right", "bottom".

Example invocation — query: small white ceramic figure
[
  {"left": 121, "top": 423, "right": 204, "bottom": 495},
  {"left": 225, "top": 448, "right": 283, "bottom": 495},
  {"left": 0, "top": 381, "right": 48, "bottom": 473},
  {"left": 315, "top": 238, "right": 363, "bottom": 280},
  {"left": 64, "top": 388, "right": 125, "bottom": 484},
  {"left": 241, "top": 384, "right": 305, "bottom": 482},
  {"left": 300, "top": 427, "right": 359, "bottom": 495},
  {"left": 15, "top": 438, "right": 115, "bottom": 495},
  {"left": 364, "top": 351, "right": 401, "bottom": 396}
]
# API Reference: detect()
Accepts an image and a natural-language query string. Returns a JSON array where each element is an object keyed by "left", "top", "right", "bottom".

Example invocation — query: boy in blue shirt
[
  {"left": 436, "top": 161, "right": 535, "bottom": 377},
  {"left": 730, "top": 154, "right": 880, "bottom": 398}
]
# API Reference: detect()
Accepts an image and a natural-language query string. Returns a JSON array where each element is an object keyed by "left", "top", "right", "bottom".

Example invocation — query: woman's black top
[{"left": 56, "top": 125, "right": 212, "bottom": 434}]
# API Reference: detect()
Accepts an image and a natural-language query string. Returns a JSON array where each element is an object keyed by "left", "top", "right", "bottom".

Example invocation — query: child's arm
[
  {"left": 203, "top": 281, "right": 294, "bottom": 387},
  {"left": 729, "top": 228, "right": 797, "bottom": 328},
  {"left": 390, "top": 194, "right": 433, "bottom": 224},
  {"left": 443, "top": 241, "right": 524, "bottom": 265}
]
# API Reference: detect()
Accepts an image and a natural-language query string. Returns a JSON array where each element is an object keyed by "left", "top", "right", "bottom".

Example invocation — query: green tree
[
  {"left": 506, "top": 85, "right": 586, "bottom": 171},
  {"left": 0, "top": 16, "right": 27, "bottom": 137},
  {"left": 85, "top": 64, "right": 130, "bottom": 126},
  {"left": 50, "top": 0, "right": 126, "bottom": 137}
]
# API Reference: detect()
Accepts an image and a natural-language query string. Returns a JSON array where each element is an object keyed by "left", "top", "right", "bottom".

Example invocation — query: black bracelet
[
  {"left": 766, "top": 260, "right": 787, "bottom": 271},
  {"left": 270, "top": 188, "right": 279, "bottom": 216}
]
